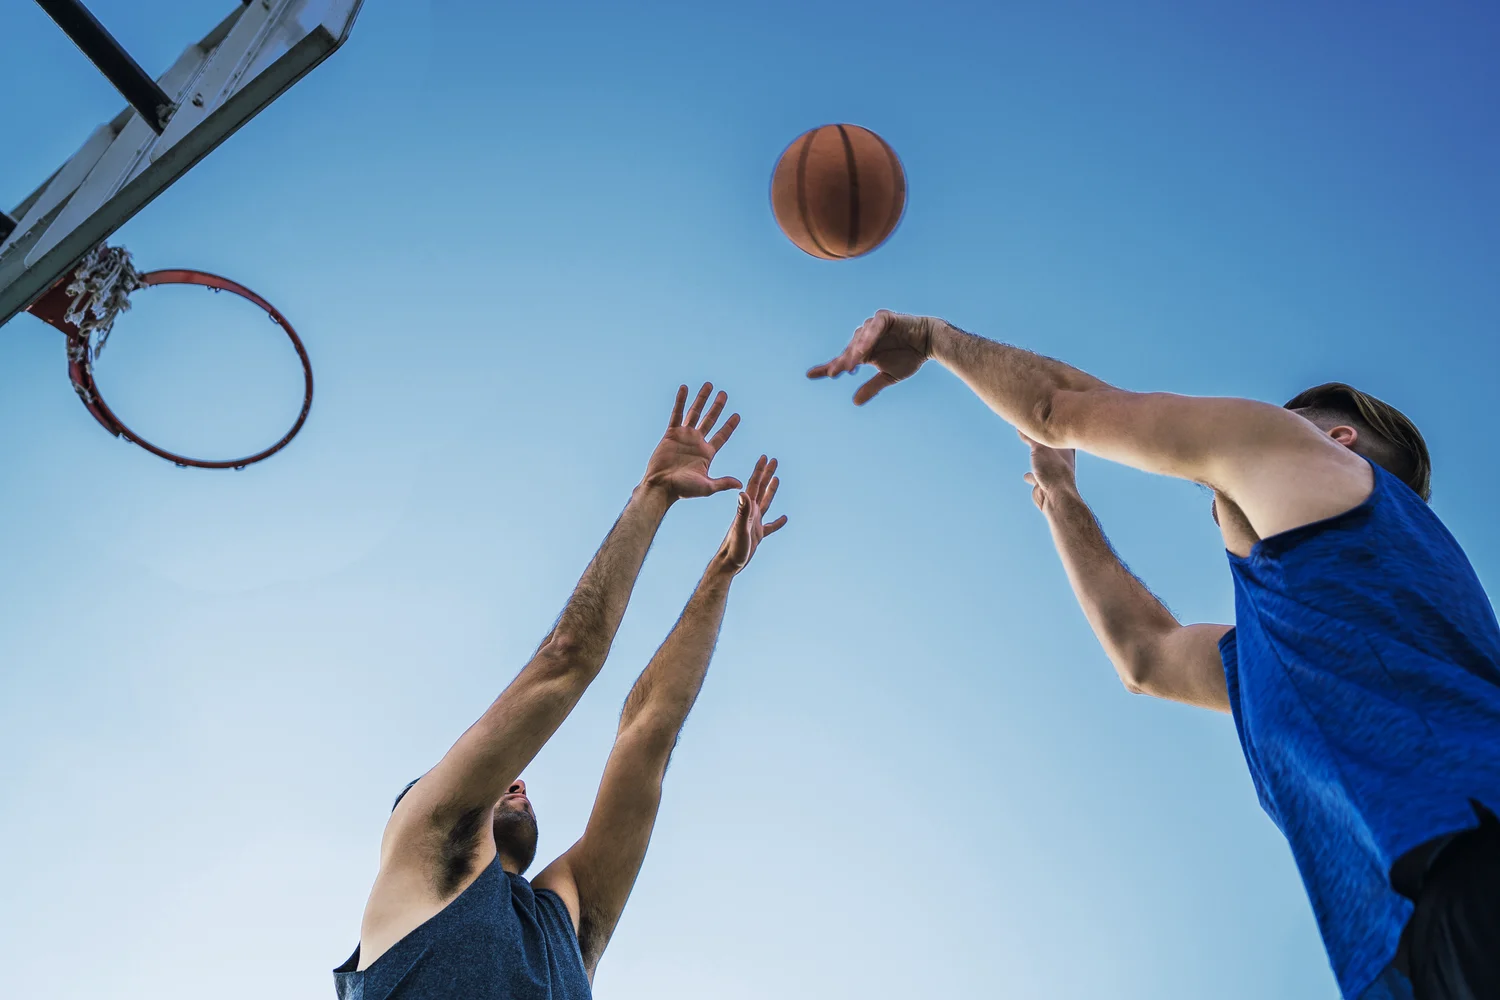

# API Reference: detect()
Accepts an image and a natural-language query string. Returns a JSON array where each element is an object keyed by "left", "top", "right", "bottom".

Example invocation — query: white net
[{"left": 62, "top": 245, "right": 144, "bottom": 360}]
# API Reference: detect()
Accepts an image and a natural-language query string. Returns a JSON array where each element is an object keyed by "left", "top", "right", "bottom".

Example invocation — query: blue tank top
[
  {"left": 333, "top": 856, "right": 592, "bottom": 1000},
  {"left": 1219, "top": 460, "right": 1500, "bottom": 999}
]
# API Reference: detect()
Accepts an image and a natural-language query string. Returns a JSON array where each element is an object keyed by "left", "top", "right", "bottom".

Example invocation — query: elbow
[
  {"left": 1111, "top": 644, "right": 1157, "bottom": 697},
  {"left": 531, "top": 633, "right": 601, "bottom": 688},
  {"left": 1028, "top": 393, "right": 1059, "bottom": 444},
  {"left": 637, "top": 724, "right": 679, "bottom": 765},
  {"left": 538, "top": 630, "right": 581, "bottom": 662},
  {"left": 619, "top": 705, "right": 678, "bottom": 749},
  {"left": 536, "top": 630, "right": 605, "bottom": 674},
  {"left": 1117, "top": 668, "right": 1148, "bottom": 696},
  {"left": 1030, "top": 383, "right": 1117, "bottom": 448},
  {"left": 617, "top": 716, "right": 679, "bottom": 774},
  {"left": 1029, "top": 390, "right": 1077, "bottom": 448}
]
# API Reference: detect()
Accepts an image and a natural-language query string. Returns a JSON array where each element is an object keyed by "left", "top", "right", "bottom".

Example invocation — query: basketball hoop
[{"left": 25, "top": 246, "right": 314, "bottom": 470}]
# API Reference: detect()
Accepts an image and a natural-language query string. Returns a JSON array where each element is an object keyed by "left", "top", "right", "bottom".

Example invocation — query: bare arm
[
  {"left": 359, "top": 385, "right": 744, "bottom": 967},
  {"left": 534, "top": 457, "right": 787, "bottom": 979},
  {"left": 809, "top": 311, "right": 1372, "bottom": 541},
  {"left": 1024, "top": 435, "right": 1230, "bottom": 711},
  {"left": 385, "top": 483, "right": 670, "bottom": 846}
]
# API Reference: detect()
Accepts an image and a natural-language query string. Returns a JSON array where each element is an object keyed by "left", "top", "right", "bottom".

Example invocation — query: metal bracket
[{"left": 34, "top": 0, "right": 178, "bottom": 134}]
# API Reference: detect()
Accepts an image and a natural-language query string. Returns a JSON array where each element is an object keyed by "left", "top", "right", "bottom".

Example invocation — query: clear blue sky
[{"left": 2, "top": 2, "right": 1498, "bottom": 997}]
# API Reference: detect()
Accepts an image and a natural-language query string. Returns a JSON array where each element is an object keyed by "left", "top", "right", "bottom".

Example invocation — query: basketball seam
[
  {"left": 836, "top": 124, "right": 860, "bottom": 255},
  {"left": 796, "top": 130, "right": 841, "bottom": 259},
  {"left": 877, "top": 135, "right": 904, "bottom": 247}
]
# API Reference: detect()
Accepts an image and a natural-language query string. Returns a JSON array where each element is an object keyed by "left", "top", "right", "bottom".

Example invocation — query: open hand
[
  {"left": 806, "top": 309, "right": 940, "bottom": 405},
  {"left": 643, "top": 384, "right": 743, "bottom": 501},
  {"left": 715, "top": 455, "right": 787, "bottom": 574},
  {"left": 1020, "top": 430, "right": 1078, "bottom": 512}
]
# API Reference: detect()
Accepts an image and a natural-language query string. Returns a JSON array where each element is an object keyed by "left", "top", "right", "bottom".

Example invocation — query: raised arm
[
  {"left": 809, "top": 311, "right": 1372, "bottom": 541},
  {"left": 533, "top": 456, "right": 787, "bottom": 979},
  {"left": 1023, "top": 434, "right": 1230, "bottom": 711},
  {"left": 360, "top": 385, "right": 743, "bottom": 963}
]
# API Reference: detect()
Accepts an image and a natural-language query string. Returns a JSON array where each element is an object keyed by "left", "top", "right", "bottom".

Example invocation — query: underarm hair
[
  {"left": 577, "top": 895, "right": 612, "bottom": 974},
  {"left": 426, "top": 803, "right": 489, "bottom": 897}
]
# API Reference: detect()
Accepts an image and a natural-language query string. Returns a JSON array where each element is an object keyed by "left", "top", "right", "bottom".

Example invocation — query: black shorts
[{"left": 1399, "top": 807, "right": 1500, "bottom": 1000}]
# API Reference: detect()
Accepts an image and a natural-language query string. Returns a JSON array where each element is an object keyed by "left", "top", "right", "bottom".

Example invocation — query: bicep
[
  {"left": 1046, "top": 389, "right": 1373, "bottom": 537},
  {"left": 1133, "top": 623, "right": 1233, "bottom": 712},
  {"left": 1045, "top": 389, "right": 1277, "bottom": 484}
]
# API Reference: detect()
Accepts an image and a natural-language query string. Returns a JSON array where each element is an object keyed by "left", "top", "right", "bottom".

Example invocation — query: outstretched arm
[
  {"left": 374, "top": 386, "right": 743, "bottom": 903},
  {"left": 1023, "top": 434, "right": 1230, "bottom": 711},
  {"left": 534, "top": 456, "right": 787, "bottom": 979},
  {"left": 809, "top": 311, "right": 1372, "bottom": 541}
]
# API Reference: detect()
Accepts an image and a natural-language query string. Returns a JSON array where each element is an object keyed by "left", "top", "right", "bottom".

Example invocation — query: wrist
[
  {"left": 1041, "top": 484, "right": 1086, "bottom": 518},
  {"left": 633, "top": 479, "right": 676, "bottom": 513},
  {"left": 704, "top": 553, "right": 739, "bottom": 585},
  {"left": 925, "top": 318, "right": 963, "bottom": 363}
]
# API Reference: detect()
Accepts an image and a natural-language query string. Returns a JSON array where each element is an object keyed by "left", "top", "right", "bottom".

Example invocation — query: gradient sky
[{"left": 3, "top": 2, "right": 1499, "bottom": 998}]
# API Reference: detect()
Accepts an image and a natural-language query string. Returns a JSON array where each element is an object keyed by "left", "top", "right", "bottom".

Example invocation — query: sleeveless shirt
[
  {"left": 1219, "top": 460, "right": 1500, "bottom": 999},
  {"left": 333, "top": 856, "right": 592, "bottom": 1000}
]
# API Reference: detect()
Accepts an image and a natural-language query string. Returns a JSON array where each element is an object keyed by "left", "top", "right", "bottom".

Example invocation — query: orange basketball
[{"left": 771, "top": 124, "right": 907, "bottom": 260}]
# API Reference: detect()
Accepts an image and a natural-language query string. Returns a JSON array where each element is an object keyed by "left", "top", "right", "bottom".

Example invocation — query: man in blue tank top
[
  {"left": 335, "top": 384, "right": 787, "bottom": 999},
  {"left": 810, "top": 313, "right": 1500, "bottom": 1000}
]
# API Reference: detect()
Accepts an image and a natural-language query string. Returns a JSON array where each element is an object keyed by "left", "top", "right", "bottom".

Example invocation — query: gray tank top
[{"left": 333, "top": 855, "right": 592, "bottom": 999}]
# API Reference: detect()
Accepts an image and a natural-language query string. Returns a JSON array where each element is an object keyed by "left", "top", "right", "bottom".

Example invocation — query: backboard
[{"left": 0, "top": 0, "right": 364, "bottom": 330}]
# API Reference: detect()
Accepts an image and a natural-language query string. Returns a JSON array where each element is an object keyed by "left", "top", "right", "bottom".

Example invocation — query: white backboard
[{"left": 0, "top": 0, "right": 364, "bottom": 329}]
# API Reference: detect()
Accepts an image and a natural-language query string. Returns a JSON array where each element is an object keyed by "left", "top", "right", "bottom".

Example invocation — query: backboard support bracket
[{"left": 35, "top": 0, "right": 178, "bottom": 134}]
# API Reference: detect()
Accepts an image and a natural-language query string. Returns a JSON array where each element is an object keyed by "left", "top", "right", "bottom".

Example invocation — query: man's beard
[{"left": 494, "top": 806, "right": 540, "bottom": 874}]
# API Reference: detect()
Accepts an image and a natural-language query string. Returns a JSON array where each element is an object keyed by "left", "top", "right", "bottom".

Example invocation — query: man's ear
[{"left": 1327, "top": 424, "right": 1359, "bottom": 448}]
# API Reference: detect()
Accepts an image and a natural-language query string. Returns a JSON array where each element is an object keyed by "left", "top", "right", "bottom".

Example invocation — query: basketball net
[{"left": 61, "top": 245, "right": 144, "bottom": 361}]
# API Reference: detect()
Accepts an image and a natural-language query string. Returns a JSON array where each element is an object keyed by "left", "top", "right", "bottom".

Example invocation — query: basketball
[{"left": 770, "top": 124, "right": 907, "bottom": 260}]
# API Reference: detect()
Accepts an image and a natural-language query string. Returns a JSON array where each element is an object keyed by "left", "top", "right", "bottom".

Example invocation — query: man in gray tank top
[{"left": 335, "top": 383, "right": 787, "bottom": 998}]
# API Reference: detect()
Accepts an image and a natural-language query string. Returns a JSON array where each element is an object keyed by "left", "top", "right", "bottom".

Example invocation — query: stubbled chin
[{"left": 494, "top": 811, "right": 540, "bottom": 873}]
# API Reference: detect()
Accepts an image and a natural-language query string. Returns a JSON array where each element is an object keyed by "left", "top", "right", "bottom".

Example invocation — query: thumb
[
  {"left": 708, "top": 476, "right": 744, "bottom": 493},
  {"left": 735, "top": 492, "right": 752, "bottom": 530}
]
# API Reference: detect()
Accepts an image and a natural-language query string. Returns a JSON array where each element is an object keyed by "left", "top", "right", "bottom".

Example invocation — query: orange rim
[{"left": 58, "top": 268, "right": 315, "bottom": 470}]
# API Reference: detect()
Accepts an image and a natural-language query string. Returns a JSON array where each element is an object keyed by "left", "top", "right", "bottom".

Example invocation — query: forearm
[
  {"left": 1041, "top": 489, "right": 1181, "bottom": 688},
  {"left": 618, "top": 560, "right": 733, "bottom": 746},
  {"left": 538, "top": 502, "right": 775, "bottom": 969},
  {"left": 399, "top": 483, "right": 674, "bottom": 823},
  {"left": 539, "top": 483, "right": 674, "bottom": 676},
  {"left": 537, "top": 566, "right": 734, "bottom": 976},
  {"left": 929, "top": 322, "right": 1109, "bottom": 443}
]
